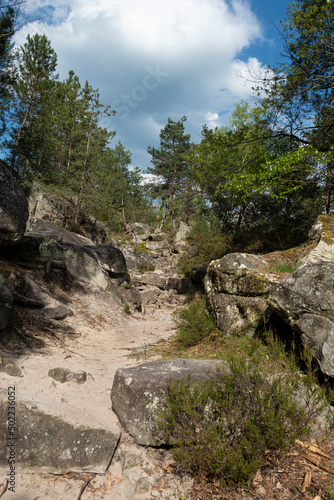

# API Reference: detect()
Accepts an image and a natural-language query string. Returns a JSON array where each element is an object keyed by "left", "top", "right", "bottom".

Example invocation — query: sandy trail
[{"left": 0, "top": 291, "right": 193, "bottom": 499}]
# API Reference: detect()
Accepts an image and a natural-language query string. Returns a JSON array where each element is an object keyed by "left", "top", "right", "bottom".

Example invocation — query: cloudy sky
[{"left": 16, "top": 0, "right": 288, "bottom": 171}]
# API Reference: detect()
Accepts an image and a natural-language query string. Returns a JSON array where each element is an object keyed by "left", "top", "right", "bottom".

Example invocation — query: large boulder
[
  {"left": 205, "top": 253, "right": 279, "bottom": 337},
  {"left": 269, "top": 262, "right": 334, "bottom": 377},
  {"left": 40, "top": 240, "right": 129, "bottom": 289},
  {"left": 0, "top": 160, "right": 29, "bottom": 246},
  {"left": 0, "top": 390, "right": 120, "bottom": 472},
  {"left": 111, "top": 359, "right": 225, "bottom": 446},
  {"left": 26, "top": 217, "right": 95, "bottom": 246},
  {"left": 111, "top": 359, "right": 329, "bottom": 447}
]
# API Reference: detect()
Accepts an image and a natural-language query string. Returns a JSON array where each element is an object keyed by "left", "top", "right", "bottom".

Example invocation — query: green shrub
[
  {"left": 160, "top": 360, "right": 323, "bottom": 488},
  {"left": 174, "top": 297, "right": 216, "bottom": 348},
  {"left": 177, "top": 215, "right": 231, "bottom": 276},
  {"left": 124, "top": 303, "right": 131, "bottom": 315},
  {"left": 134, "top": 242, "right": 149, "bottom": 256},
  {"left": 137, "top": 261, "right": 155, "bottom": 273}
]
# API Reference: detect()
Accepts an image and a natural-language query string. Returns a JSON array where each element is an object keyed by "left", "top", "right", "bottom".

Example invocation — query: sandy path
[{"left": 0, "top": 291, "right": 193, "bottom": 499}]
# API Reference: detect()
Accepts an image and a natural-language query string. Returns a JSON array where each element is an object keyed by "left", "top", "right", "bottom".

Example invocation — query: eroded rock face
[
  {"left": 28, "top": 182, "right": 107, "bottom": 244},
  {"left": 40, "top": 240, "right": 129, "bottom": 289},
  {"left": 0, "top": 392, "right": 120, "bottom": 472},
  {"left": 111, "top": 358, "right": 226, "bottom": 446},
  {"left": 205, "top": 253, "right": 279, "bottom": 337},
  {"left": 269, "top": 263, "right": 334, "bottom": 377},
  {"left": 0, "top": 160, "right": 29, "bottom": 246},
  {"left": 301, "top": 214, "right": 334, "bottom": 265}
]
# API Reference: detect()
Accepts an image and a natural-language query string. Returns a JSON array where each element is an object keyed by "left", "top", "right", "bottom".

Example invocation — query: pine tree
[{"left": 147, "top": 116, "right": 190, "bottom": 233}]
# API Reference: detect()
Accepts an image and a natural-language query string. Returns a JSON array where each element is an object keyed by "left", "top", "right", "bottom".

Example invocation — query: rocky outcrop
[
  {"left": 111, "top": 358, "right": 227, "bottom": 446},
  {"left": 173, "top": 221, "right": 190, "bottom": 253},
  {"left": 269, "top": 263, "right": 334, "bottom": 377},
  {"left": 0, "top": 160, "right": 29, "bottom": 246},
  {"left": 204, "top": 253, "right": 279, "bottom": 337},
  {"left": 26, "top": 217, "right": 95, "bottom": 246},
  {"left": 301, "top": 214, "right": 334, "bottom": 265},
  {"left": 40, "top": 239, "right": 129, "bottom": 289},
  {"left": 0, "top": 391, "right": 120, "bottom": 472},
  {"left": 28, "top": 182, "right": 107, "bottom": 244}
]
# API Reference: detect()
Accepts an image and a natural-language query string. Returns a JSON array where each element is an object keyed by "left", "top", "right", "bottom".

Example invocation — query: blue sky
[{"left": 16, "top": 0, "right": 289, "bottom": 172}]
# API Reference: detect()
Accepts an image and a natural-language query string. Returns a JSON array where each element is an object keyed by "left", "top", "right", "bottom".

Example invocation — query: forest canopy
[{"left": 0, "top": 0, "right": 333, "bottom": 252}]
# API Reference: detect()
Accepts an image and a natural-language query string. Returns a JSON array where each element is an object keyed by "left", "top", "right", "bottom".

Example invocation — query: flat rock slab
[
  {"left": 48, "top": 367, "right": 87, "bottom": 384},
  {"left": 0, "top": 393, "right": 120, "bottom": 472},
  {"left": 111, "top": 358, "right": 227, "bottom": 446}
]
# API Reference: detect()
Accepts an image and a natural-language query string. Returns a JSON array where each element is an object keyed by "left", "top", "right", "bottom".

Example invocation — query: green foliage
[
  {"left": 124, "top": 303, "right": 131, "bottom": 315},
  {"left": 160, "top": 360, "right": 323, "bottom": 487},
  {"left": 134, "top": 242, "right": 149, "bottom": 256},
  {"left": 174, "top": 297, "right": 217, "bottom": 348},
  {"left": 147, "top": 117, "right": 193, "bottom": 232},
  {"left": 178, "top": 214, "right": 231, "bottom": 276},
  {"left": 137, "top": 261, "right": 155, "bottom": 273}
]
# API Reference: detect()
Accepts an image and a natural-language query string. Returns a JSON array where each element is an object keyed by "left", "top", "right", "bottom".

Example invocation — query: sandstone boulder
[
  {"left": 174, "top": 221, "right": 190, "bottom": 253},
  {"left": 40, "top": 240, "right": 129, "bottom": 289},
  {"left": 205, "top": 253, "right": 279, "bottom": 336},
  {"left": 301, "top": 214, "right": 334, "bottom": 265},
  {"left": 111, "top": 358, "right": 225, "bottom": 446},
  {"left": 26, "top": 217, "right": 95, "bottom": 246},
  {"left": 0, "top": 160, "right": 29, "bottom": 246},
  {"left": 269, "top": 262, "right": 334, "bottom": 377},
  {"left": 0, "top": 391, "right": 120, "bottom": 472},
  {"left": 111, "top": 358, "right": 329, "bottom": 447}
]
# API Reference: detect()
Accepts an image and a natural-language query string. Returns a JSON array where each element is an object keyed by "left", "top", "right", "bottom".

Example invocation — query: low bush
[
  {"left": 174, "top": 297, "right": 216, "bottom": 348},
  {"left": 160, "top": 359, "right": 324, "bottom": 488},
  {"left": 137, "top": 261, "right": 155, "bottom": 273}
]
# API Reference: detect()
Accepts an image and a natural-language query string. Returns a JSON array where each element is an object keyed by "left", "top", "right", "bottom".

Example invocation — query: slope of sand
[{"left": 0, "top": 290, "right": 194, "bottom": 499}]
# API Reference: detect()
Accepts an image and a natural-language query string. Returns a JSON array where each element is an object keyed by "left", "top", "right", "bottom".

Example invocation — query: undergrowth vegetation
[
  {"left": 173, "top": 296, "right": 216, "bottom": 347},
  {"left": 160, "top": 360, "right": 323, "bottom": 487},
  {"left": 158, "top": 297, "right": 332, "bottom": 489}
]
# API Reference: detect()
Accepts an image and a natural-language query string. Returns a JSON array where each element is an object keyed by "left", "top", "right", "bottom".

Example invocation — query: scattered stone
[
  {"left": 133, "top": 477, "right": 152, "bottom": 499},
  {"left": 128, "top": 347, "right": 147, "bottom": 361},
  {"left": 43, "top": 305, "right": 74, "bottom": 320},
  {"left": 0, "top": 356, "right": 22, "bottom": 377},
  {"left": 121, "top": 450, "right": 141, "bottom": 475},
  {"left": 48, "top": 367, "right": 87, "bottom": 384}
]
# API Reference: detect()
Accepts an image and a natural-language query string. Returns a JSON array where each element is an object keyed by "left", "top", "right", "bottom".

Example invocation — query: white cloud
[{"left": 15, "top": 0, "right": 267, "bottom": 169}]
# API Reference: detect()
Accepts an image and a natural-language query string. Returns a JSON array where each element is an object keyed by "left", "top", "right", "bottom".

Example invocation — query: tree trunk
[
  {"left": 10, "top": 90, "right": 34, "bottom": 172},
  {"left": 74, "top": 112, "right": 94, "bottom": 224},
  {"left": 325, "top": 162, "right": 334, "bottom": 214}
]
